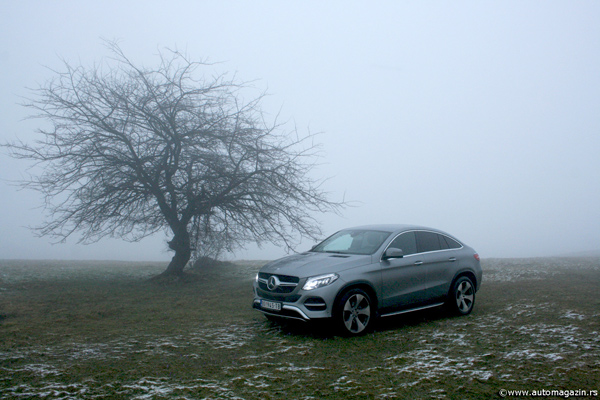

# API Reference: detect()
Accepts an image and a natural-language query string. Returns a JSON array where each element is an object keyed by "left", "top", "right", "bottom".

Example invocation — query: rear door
[
  {"left": 415, "top": 231, "right": 461, "bottom": 301},
  {"left": 423, "top": 232, "right": 463, "bottom": 300}
]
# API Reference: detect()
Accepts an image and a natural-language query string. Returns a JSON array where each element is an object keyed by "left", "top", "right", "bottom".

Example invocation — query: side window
[
  {"left": 438, "top": 234, "right": 449, "bottom": 250},
  {"left": 416, "top": 231, "right": 441, "bottom": 253},
  {"left": 442, "top": 235, "right": 462, "bottom": 249},
  {"left": 389, "top": 231, "right": 417, "bottom": 256}
]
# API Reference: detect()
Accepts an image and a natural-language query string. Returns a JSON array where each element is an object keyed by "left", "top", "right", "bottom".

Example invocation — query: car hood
[{"left": 260, "top": 252, "right": 372, "bottom": 277}]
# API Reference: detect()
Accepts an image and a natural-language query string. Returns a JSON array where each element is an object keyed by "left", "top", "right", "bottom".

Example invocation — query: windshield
[{"left": 311, "top": 230, "right": 392, "bottom": 255}]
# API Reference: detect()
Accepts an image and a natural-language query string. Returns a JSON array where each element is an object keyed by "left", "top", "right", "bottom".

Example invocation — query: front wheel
[
  {"left": 335, "top": 288, "right": 374, "bottom": 336},
  {"left": 449, "top": 276, "right": 475, "bottom": 315}
]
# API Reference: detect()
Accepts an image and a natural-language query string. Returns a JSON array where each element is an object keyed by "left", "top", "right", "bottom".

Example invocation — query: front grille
[
  {"left": 258, "top": 273, "right": 300, "bottom": 294},
  {"left": 258, "top": 273, "right": 299, "bottom": 283}
]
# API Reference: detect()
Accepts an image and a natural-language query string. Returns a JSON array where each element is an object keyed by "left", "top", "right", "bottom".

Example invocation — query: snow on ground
[
  {"left": 2, "top": 305, "right": 598, "bottom": 399},
  {"left": 2, "top": 258, "right": 599, "bottom": 398},
  {"left": 483, "top": 257, "right": 600, "bottom": 282}
]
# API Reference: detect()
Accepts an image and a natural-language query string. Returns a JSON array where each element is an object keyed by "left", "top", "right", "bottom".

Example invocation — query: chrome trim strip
[
  {"left": 380, "top": 302, "right": 445, "bottom": 318},
  {"left": 253, "top": 299, "right": 310, "bottom": 321},
  {"left": 282, "top": 305, "right": 310, "bottom": 320},
  {"left": 381, "top": 229, "right": 464, "bottom": 262},
  {"left": 257, "top": 278, "right": 297, "bottom": 287}
]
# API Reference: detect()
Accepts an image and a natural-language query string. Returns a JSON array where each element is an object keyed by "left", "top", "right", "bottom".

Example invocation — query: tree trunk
[{"left": 161, "top": 228, "right": 192, "bottom": 277}]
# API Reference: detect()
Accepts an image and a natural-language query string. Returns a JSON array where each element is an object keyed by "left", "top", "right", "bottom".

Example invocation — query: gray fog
[{"left": 1, "top": 1, "right": 599, "bottom": 261}]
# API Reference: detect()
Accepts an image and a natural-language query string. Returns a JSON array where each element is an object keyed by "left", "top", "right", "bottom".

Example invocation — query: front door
[{"left": 380, "top": 231, "right": 428, "bottom": 310}]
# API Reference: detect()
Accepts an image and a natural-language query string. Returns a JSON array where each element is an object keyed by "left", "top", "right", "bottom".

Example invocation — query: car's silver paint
[{"left": 253, "top": 224, "right": 482, "bottom": 325}]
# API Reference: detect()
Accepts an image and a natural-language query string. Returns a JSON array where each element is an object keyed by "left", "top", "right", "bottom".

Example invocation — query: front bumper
[
  {"left": 252, "top": 279, "right": 344, "bottom": 322},
  {"left": 252, "top": 299, "right": 311, "bottom": 321}
]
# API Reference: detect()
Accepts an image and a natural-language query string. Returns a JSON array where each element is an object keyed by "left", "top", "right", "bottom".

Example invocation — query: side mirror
[{"left": 383, "top": 247, "right": 404, "bottom": 260}]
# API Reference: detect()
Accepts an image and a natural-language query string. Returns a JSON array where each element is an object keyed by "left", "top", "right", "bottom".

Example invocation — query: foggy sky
[{"left": 1, "top": 1, "right": 599, "bottom": 261}]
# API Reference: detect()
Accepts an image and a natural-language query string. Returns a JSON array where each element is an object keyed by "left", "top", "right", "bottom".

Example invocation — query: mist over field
[{"left": 1, "top": 2, "right": 599, "bottom": 262}]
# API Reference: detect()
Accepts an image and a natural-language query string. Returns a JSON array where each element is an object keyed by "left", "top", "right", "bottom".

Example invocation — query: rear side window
[
  {"left": 416, "top": 231, "right": 441, "bottom": 253},
  {"left": 388, "top": 231, "right": 417, "bottom": 256},
  {"left": 440, "top": 234, "right": 462, "bottom": 249},
  {"left": 416, "top": 231, "right": 463, "bottom": 253}
]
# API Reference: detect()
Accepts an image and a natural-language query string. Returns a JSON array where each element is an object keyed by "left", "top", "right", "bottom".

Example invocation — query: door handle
[
  {"left": 449, "top": 257, "right": 457, "bottom": 262},
  {"left": 414, "top": 261, "right": 423, "bottom": 265}
]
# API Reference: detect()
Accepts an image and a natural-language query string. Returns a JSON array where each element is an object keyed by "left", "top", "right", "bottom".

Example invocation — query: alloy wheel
[
  {"left": 455, "top": 280, "right": 474, "bottom": 314},
  {"left": 342, "top": 293, "right": 371, "bottom": 334}
]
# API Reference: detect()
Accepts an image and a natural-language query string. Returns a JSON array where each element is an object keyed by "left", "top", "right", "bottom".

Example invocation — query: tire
[
  {"left": 335, "top": 288, "right": 374, "bottom": 336},
  {"left": 449, "top": 276, "right": 475, "bottom": 315}
]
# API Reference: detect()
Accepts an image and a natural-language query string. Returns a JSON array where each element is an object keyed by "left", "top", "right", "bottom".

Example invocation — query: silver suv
[{"left": 253, "top": 224, "right": 482, "bottom": 336}]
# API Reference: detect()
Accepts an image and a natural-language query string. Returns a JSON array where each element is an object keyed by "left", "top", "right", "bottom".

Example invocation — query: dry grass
[{"left": 1, "top": 257, "right": 599, "bottom": 399}]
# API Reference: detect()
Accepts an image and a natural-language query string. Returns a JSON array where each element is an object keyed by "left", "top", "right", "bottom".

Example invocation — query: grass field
[{"left": 1, "top": 257, "right": 599, "bottom": 399}]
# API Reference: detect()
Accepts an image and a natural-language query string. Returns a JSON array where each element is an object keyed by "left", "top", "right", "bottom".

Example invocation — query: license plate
[{"left": 261, "top": 300, "right": 282, "bottom": 311}]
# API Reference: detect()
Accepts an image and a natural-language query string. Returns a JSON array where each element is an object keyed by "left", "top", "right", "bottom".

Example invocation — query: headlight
[{"left": 302, "top": 273, "right": 339, "bottom": 291}]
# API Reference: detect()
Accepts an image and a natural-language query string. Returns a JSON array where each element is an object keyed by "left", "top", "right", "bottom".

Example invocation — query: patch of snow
[
  {"left": 561, "top": 310, "right": 585, "bottom": 320},
  {"left": 8, "top": 363, "right": 61, "bottom": 378}
]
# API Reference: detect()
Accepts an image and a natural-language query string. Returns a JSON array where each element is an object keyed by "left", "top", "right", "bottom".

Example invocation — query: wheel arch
[
  {"left": 447, "top": 271, "right": 477, "bottom": 316},
  {"left": 448, "top": 270, "right": 478, "bottom": 296},
  {"left": 333, "top": 281, "right": 379, "bottom": 316}
]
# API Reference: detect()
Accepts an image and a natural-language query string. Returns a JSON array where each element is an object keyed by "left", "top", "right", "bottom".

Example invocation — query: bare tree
[{"left": 5, "top": 42, "right": 342, "bottom": 277}]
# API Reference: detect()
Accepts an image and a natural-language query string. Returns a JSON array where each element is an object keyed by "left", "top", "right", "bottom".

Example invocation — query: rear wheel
[
  {"left": 449, "top": 276, "right": 475, "bottom": 315},
  {"left": 335, "top": 288, "right": 374, "bottom": 336}
]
